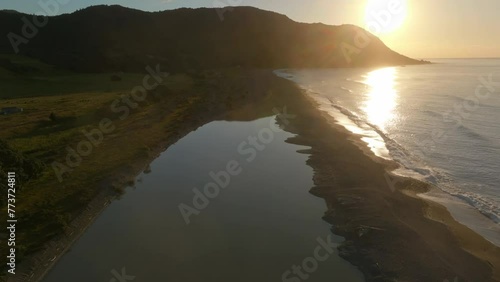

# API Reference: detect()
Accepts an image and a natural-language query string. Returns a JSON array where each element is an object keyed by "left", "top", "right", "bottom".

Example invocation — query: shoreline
[
  {"left": 297, "top": 74, "right": 500, "bottom": 247},
  {"left": 419, "top": 188, "right": 500, "bottom": 247},
  {"left": 274, "top": 67, "right": 500, "bottom": 246},
  {"left": 273, "top": 73, "right": 500, "bottom": 281},
  {"left": 7, "top": 69, "right": 500, "bottom": 282}
]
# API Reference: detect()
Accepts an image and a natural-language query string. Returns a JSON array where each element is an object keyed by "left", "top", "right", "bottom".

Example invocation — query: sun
[{"left": 364, "top": 0, "right": 408, "bottom": 34}]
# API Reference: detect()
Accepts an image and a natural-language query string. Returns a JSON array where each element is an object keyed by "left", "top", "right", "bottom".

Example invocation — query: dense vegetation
[{"left": 0, "top": 140, "right": 44, "bottom": 192}]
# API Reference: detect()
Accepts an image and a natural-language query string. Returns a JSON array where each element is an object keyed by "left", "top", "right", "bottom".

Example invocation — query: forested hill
[{"left": 0, "top": 5, "right": 424, "bottom": 72}]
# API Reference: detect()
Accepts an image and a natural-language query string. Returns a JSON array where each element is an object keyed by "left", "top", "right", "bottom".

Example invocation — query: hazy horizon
[{"left": 2, "top": 0, "right": 499, "bottom": 59}]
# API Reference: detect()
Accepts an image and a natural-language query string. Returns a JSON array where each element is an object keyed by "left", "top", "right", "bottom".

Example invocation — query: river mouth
[{"left": 42, "top": 116, "right": 363, "bottom": 282}]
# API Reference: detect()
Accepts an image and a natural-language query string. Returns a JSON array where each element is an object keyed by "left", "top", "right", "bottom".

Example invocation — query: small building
[{"left": 1, "top": 107, "right": 23, "bottom": 115}]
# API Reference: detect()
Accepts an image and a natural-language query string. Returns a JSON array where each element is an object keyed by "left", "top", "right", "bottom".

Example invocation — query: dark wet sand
[{"left": 267, "top": 70, "right": 500, "bottom": 282}]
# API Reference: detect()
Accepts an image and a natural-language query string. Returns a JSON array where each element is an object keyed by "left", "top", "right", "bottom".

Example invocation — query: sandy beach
[{"left": 269, "top": 72, "right": 500, "bottom": 282}]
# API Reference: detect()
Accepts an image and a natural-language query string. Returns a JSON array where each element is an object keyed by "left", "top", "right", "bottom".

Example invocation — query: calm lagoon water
[{"left": 42, "top": 116, "right": 364, "bottom": 282}]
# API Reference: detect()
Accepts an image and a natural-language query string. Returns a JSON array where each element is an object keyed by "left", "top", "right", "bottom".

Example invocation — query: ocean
[{"left": 276, "top": 58, "right": 500, "bottom": 245}]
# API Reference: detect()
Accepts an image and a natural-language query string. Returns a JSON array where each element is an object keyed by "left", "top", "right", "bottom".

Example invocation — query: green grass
[
  {"left": 0, "top": 57, "right": 260, "bottom": 270},
  {"left": 0, "top": 58, "right": 290, "bottom": 282},
  {"left": 0, "top": 54, "right": 145, "bottom": 98}
]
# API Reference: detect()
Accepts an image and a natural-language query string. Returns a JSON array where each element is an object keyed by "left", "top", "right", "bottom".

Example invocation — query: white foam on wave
[
  {"left": 420, "top": 189, "right": 500, "bottom": 246},
  {"left": 274, "top": 69, "right": 500, "bottom": 246},
  {"left": 276, "top": 69, "right": 392, "bottom": 160}
]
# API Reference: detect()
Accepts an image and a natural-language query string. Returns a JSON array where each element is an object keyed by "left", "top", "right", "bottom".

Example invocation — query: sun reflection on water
[{"left": 363, "top": 67, "right": 398, "bottom": 131}]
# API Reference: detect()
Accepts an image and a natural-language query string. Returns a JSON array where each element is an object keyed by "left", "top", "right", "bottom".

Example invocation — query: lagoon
[{"left": 42, "top": 116, "right": 363, "bottom": 282}]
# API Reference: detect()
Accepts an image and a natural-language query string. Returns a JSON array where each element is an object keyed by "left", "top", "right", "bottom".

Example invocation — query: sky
[{"left": 1, "top": 0, "right": 499, "bottom": 59}]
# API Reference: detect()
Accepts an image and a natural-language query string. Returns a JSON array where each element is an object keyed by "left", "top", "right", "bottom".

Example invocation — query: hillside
[{"left": 0, "top": 5, "right": 424, "bottom": 72}]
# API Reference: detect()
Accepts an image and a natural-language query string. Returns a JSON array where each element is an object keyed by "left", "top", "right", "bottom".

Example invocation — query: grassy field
[
  {"left": 0, "top": 55, "right": 259, "bottom": 269},
  {"left": 0, "top": 55, "right": 146, "bottom": 99},
  {"left": 0, "top": 55, "right": 293, "bottom": 282}
]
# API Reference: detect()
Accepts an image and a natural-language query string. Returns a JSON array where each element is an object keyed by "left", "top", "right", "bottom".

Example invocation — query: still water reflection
[{"left": 42, "top": 116, "right": 364, "bottom": 282}]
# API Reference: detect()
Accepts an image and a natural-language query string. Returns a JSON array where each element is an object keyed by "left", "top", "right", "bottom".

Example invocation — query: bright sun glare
[
  {"left": 362, "top": 67, "right": 398, "bottom": 131},
  {"left": 364, "top": 0, "right": 408, "bottom": 34}
]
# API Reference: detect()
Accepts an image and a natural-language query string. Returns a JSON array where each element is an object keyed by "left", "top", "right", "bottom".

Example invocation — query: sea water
[{"left": 276, "top": 59, "right": 500, "bottom": 245}]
